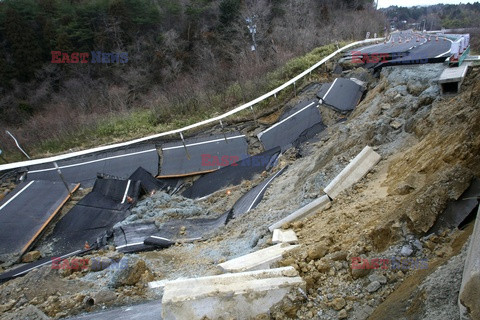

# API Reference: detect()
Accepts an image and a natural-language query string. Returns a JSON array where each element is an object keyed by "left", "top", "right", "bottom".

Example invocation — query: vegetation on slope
[{"left": 0, "top": 0, "right": 384, "bottom": 159}]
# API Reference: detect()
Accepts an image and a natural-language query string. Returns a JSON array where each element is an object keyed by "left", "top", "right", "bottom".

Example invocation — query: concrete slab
[
  {"left": 161, "top": 267, "right": 304, "bottom": 320},
  {"left": 257, "top": 100, "right": 324, "bottom": 151},
  {"left": 218, "top": 243, "right": 299, "bottom": 273},
  {"left": 324, "top": 146, "right": 380, "bottom": 199},
  {"left": 0, "top": 180, "right": 79, "bottom": 261},
  {"left": 65, "top": 301, "right": 162, "bottom": 320},
  {"left": 459, "top": 206, "right": 480, "bottom": 320},
  {"left": 26, "top": 144, "right": 159, "bottom": 188},
  {"left": 316, "top": 78, "right": 365, "bottom": 114},
  {"left": 438, "top": 62, "right": 471, "bottom": 94},
  {"left": 272, "top": 229, "right": 298, "bottom": 244},
  {"left": 160, "top": 133, "right": 248, "bottom": 178},
  {"left": 439, "top": 63, "right": 470, "bottom": 83},
  {"left": 268, "top": 195, "right": 331, "bottom": 232},
  {"left": 464, "top": 55, "right": 480, "bottom": 62}
]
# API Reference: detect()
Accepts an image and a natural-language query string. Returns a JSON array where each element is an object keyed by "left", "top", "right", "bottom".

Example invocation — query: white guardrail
[{"left": 0, "top": 38, "right": 384, "bottom": 172}]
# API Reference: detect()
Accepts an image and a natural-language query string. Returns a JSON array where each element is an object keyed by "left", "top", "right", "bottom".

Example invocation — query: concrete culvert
[{"left": 83, "top": 296, "right": 95, "bottom": 307}]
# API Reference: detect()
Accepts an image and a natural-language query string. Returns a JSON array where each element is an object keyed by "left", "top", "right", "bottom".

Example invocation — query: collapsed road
[{"left": 1, "top": 31, "right": 478, "bottom": 320}]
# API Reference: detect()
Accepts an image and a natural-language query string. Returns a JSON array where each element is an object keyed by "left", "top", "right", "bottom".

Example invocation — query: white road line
[
  {"left": 259, "top": 101, "right": 317, "bottom": 137},
  {"left": 121, "top": 180, "right": 131, "bottom": 204},
  {"left": 28, "top": 148, "right": 157, "bottom": 174},
  {"left": 162, "top": 135, "right": 246, "bottom": 151},
  {"left": 13, "top": 250, "right": 82, "bottom": 277},
  {"left": 435, "top": 38, "right": 454, "bottom": 58},
  {"left": 246, "top": 168, "right": 285, "bottom": 213},
  {"left": 322, "top": 78, "right": 338, "bottom": 102},
  {"left": 116, "top": 242, "right": 144, "bottom": 249},
  {"left": 150, "top": 236, "right": 171, "bottom": 241},
  {"left": 435, "top": 50, "right": 450, "bottom": 58},
  {"left": 0, "top": 181, "right": 35, "bottom": 211}
]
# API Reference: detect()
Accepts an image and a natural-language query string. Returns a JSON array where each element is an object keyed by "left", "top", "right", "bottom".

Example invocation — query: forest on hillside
[
  {"left": 382, "top": 2, "right": 480, "bottom": 30},
  {"left": 0, "top": 0, "right": 383, "bottom": 156}
]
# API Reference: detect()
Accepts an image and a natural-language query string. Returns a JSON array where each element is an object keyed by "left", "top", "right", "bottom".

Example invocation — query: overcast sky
[{"left": 377, "top": 0, "right": 467, "bottom": 8}]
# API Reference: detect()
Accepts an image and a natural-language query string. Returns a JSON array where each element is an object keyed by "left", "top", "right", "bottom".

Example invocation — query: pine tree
[{"left": 4, "top": 7, "right": 43, "bottom": 81}]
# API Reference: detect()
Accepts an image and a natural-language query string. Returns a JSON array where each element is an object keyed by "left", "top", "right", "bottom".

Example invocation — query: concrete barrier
[
  {"left": 218, "top": 243, "right": 299, "bottom": 273},
  {"left": 459, "top": 206, "right": 480, "bottom": 320},
  {"left": 268, "top": 195, "right": 331, "bottom": 232},
  {"left": 162, "top": 267, "right": 305, "bottom": 320},
  {"left": 324, "top": 146, "right": 381, "bottom": 199},
  {"left": 272, "top": 229, "right": 298, "bottom": 244}
]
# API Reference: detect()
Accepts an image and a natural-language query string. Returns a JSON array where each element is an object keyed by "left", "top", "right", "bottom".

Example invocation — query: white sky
[{"left": 378, "top": 0, "right": 467, "bottom": 8}]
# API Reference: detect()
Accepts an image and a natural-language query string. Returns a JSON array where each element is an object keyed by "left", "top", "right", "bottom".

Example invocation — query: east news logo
[{"left": 51, "top": 51, "right": 128, "bottom": 64}]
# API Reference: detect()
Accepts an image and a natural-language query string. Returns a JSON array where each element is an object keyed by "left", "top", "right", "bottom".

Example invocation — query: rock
[
  {"left": 330, "top": 251, "right": 348, "bottom": 261},
  {"left": 22, "top": 251, "right": 41, "bottom": 263},
  {"left": 282, "top": 268, "right": 299, "bottom": 277},
  {"left": 280, "top": 257, "right": 296, "bottom": 267},
  {"left": 351, "top": 267, "right": 371, "bottom": 279},
  {"left": 390, "top": 120, "right": 403, "bottom": 130},
  {"left": 412, "top": 239, "right": 423, "bottom": 250},
  {"left": 331, "top": 297, "right": 346, "bottom": 311},
  {"left": 304, "top": 275, "right": 315, "bottom": 290},
  {"left": 424, "top": 240, "right": 436, "bottom": 251},
  {"left": 14, "top": 296, "right": 28, "bottom": 308},
  {"left": 401, "top": 245, "right": 413, "bottom": 257},
  {"left": 351, "top": 305, "right": 374, "bottom": 320},
  {"left": 338, "top": 309, "right": 348, "bottom": 319},
  {"left": 109, "top": 257, "right": 148, "bottom": 288},
  {"left": 307, "top": 244, "right": 328, "bottom": 260},
  {"left": 0, "top": 305, "right": 49, "bottom": 320},
  {"left": 407, "top": 81, "right": 427, "bottom": 96},
  {"left": 92, "top": 290, "right": 117, "bottom": 305},
  {"left": 315, "top": 261, "right": 330, "bottom": 273},
  {"left": 368, "top": 274, "right": 387, "bottom": 284},
  {"left": 0, "top": 299, "right": 16, "bottom": 313},
  {"left": 366, "top": 281, "right": 381, "bottom": 293},
  {"left": 395, "top": 182, "right": 415, "bottom": 195}
]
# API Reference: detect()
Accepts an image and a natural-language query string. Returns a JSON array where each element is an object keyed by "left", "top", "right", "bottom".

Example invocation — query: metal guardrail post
[
  {"left": 179, "top": 132, "right": 191, "bottom": 160},
  {"left": 54, "top": 162, "right": 71, "bottom": 196},
  {"left": 250, "top": 106, "right": 258, "bottom": 125},
  {"left": 219, "top": 120, "right": 228, "bottom": 144}
]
